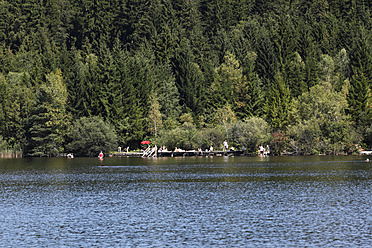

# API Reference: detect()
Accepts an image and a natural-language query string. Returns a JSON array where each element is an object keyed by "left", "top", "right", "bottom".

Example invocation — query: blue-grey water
[{"left": 0, "top": 155, "right": 371, "bottom": 247}]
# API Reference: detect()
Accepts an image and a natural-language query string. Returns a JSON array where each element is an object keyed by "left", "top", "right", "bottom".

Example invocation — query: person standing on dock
[
  {"left": 99, "top": 151, "right": 104, "bottom": 160},
  {"left": 223, "top": 140, "right": 228, "bottom": 151}
]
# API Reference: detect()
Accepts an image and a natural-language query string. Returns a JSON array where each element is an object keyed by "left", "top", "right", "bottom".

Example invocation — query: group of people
[
  {"left": 70, "top": 141, "right": 270, "bottom": 159},
  {"left": 172, "top": 140, "right": 232, "bottom": 153},
  {"left": 258, "top": 145, "right": 270, "bottom": 157},
  {"left": 118, "top": 146, "right": 130, "bottom": 153},
  {"left": 158, "top": 146, "right": 168, "bottom": 152}
]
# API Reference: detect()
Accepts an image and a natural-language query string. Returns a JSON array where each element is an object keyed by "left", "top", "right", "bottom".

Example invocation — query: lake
[{"left": 0, "top": 155, "right": 371, "bottom": 247}]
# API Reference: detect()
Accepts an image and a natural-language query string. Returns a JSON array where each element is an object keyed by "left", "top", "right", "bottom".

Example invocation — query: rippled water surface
[{"left": 0, "top": 156, "right": 371, "bottom": 247}]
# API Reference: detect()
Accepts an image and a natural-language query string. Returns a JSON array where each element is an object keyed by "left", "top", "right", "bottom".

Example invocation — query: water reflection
[{"left": 0, "top": 156, "right": 371, "bottom": 247}]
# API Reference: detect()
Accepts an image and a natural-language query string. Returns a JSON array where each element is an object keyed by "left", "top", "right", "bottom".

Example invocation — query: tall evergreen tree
[
  {"left": 255, "top": 24, "right": 278, "bottom": 89},
  {"left": 26, "top": 69, "right": 69, "bottom": 156},
  {"left": 285, "top": 52, "right": 307, "bottom": 98},
  {"left": 264, "top": 72, "right": 291, "bottom": 130},
  {"left": 348, "top": 24, "right": 372, "bottom": 83},
  {"left": 347, "top": 72, "right": 371, "bottom": 127},
  {"left": 0, "top": 72, "right": 33, "bottom": 150},
  {"left": 211, "top": 51, "right": 250, "bottom": 119},
  {"left": 231, "top": 19, "right": 264, "bottom": 116},
  {"left": 172, "top": 38, "right": 205, "bottom": 115},
  {"left": 157, "top": 63, "right": 181, "bottom": 120},
  {"left": 108, "top": 48, "right": 140, "bottom": 146}
]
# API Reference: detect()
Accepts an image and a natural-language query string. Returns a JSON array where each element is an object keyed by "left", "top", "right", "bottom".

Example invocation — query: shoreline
[{"left": 1, "top": 152, "right": 370, "bottom": 159}]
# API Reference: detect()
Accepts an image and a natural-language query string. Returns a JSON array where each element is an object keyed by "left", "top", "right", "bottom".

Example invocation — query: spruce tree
[
  {"left": 26, "top": 69, "right": 68, "bottom": 156},
  {"left": 264, "top": 72, "right": 291, "bottom": 130},
  {"left": 347, "top": 72, "right": 371, "bottom": 127}
]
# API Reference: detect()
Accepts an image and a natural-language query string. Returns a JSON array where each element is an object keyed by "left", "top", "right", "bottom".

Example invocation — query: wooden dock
[
  {"left": 157, "top": 150, "right": 244, "bottom": 157},
  {"left": 361, "top": 151, "right": 372, "bottom": 155},
  {"left": 113, "top": 150, "right": 244, "bottom": 158}
]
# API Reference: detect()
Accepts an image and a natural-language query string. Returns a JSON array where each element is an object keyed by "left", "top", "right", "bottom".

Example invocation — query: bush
[
  {"left": 270, "top": 131, "right": 290, "bottom": 155},
  {"left": 195, "top": 127, "right": 225, "bottom": 150},
  {"left": 0, "top": 136, "right": 7, "bottom": 152},
  {"left": 229, "top": 117, "right": 271, "bottom": 152},
  {"left": 66, "top": 116, "right": 118, "bottom": 157},
  {"left": 155, "top": 122, "right": 197, "bottom": 150},
  {"left": 155, "top": 125, "right": 225, "bottom": 151}
]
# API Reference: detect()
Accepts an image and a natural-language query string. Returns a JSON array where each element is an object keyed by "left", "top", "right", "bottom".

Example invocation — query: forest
[{"left": 0, "top": 0, "right": 371, "bottom": 157}]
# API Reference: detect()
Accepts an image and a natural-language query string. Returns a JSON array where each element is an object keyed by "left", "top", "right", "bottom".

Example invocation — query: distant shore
[{"left": 0, "top": 151, "right": 23, "bottom": 158}]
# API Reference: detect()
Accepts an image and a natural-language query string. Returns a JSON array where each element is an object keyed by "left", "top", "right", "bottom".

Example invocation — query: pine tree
[
  {"left": 26, "top": 69, "right": 69, "bottom": 156},
  {"left": 211, "top": 51, "right": 250, "bottom": 119},
  {"left": 264, "top": 72, "right": 291, "bottom": 130},
  {"left": 157, "top": 63, "right": 181, "bottom": 120},
  {"left": 347, "top": 72, "right": 371, "bottom": 127},
  {"left": 255, "top": 25, "right": 278, "bottom": 88},
  {"left": 285, "top": 52, "right": 307, "bottom": 98},
  {"left": 348, "top": 24, "right": 372, "bottom": 83},
  {"left": 0, "top": 72, "right": 33, "bottom": 149},
  {"left": 230, "top": 19, "right": 264, "bottom": 116},
  {"left": 172, "top": 38, "right": 205, "bottom": 115}
]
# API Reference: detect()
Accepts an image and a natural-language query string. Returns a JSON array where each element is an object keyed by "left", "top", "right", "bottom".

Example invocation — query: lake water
[{"left": 0, "top": 155, "right": 371, "bottom": 247}]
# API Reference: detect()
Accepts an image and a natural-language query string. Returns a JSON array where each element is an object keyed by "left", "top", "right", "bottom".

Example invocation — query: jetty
[
  {"left": 113, "top": 150, "right": 244, "bottom": 158},
  {"left": 361, "top": 150, "right": 372, "bottom": 155},
  {"left": 157, "top": 150, "right": 243, "bottom": 157}
]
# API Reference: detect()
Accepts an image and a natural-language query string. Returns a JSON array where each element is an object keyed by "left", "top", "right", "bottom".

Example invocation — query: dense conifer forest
[{"left": 0, "top": 0, "right": 371, "bottom": 156}]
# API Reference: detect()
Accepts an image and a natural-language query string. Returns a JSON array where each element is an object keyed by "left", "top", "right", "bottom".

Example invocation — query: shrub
[
  {"left": 66, "top": 116, "right": 118, "bottom": 157},
  {"left": 229, "top": 117, "right": 271, "bottom": 152}
]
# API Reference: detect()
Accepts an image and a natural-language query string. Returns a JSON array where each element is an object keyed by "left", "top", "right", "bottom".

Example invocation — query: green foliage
[
  {"left": 1, "top": 0, "right": 372, "bottom": 153},
  {"left": 148, "top": 93, "right": 162, "bottom": 137},
  {"left": 172, "top": 38, "right": 205, "bottom": 115},
  {"left": 365, "top": 124, "right": 372, "bottom": 149},
  {"left": 213, "top": 104, "right": 237, "bottom": 139},
  {"left": 285, "top": 52, "right": 307, "bottom": 98},
  {"left": 0, "top": 135, "right": 8, "bottom": 152},
  {"left": 66, "top": 116, "right": 117, "bottom": 157},
  {"left": 195, "top": 127, "right": 225, "bottom": 150},
  {"left": 264, "top": 72, "right": 291, "bottom": 130},
  {"left": 155, "top": 125, "right": 225, "bottom": 151},
  {"left": 0, "top": 72, "right": 33, "bottom": 150},
  {"left": 230, "top": 20, "right": 265, "bottom": 116},
  {"left": 157, "top": 63, "right": 181, "bottom": 119},
  {"left": 179, "top": 113, "right": 194, "bottom": 125},
  {"left": 155, "top": 123, "right": 198, "bottom": 151},
  {"left": 347, "top": 72, "right": 371, "bottom": 126},
  {"left": 287, "top": 119, "right": 323, "bottom": 155},
  {"left": 319, "top": 54, "right": 335, "bottom": 83},
  {"left": 288, "top": 82, "right": 359, "bottom": 154},
  {"left": 229, "top": 117, "right": 271, "bottom": 153},
  {"left": 270, "top": 131, "right": 290, "bottom": 155},
  {"left": 26, "top": 69, "right": 69, "bottom": 157}
]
